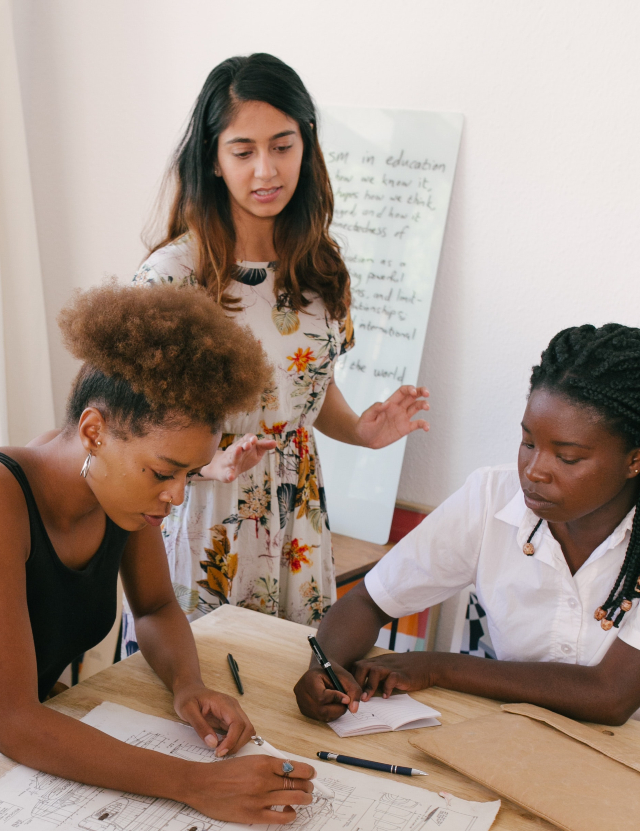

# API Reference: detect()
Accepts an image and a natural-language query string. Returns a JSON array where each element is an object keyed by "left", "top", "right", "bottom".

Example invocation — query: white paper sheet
[
  {"left": 328, "top": 694, "right": 441, "bottom": 737},
  {"left": 0, "top": 703, "right": 499, "bottom": 831}
]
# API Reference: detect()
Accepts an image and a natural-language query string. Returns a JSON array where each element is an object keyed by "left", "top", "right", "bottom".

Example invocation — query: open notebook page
[{"left": 329, "top": 693, "right": 441, "bottom": 737}]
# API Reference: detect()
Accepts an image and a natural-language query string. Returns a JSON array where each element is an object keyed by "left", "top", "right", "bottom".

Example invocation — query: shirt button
[
  {"left": 567, "top": 597, "right": 578, "bottom": 609},
  {"left": 561, "top": 643, "right": 572, "bottom": 654}
]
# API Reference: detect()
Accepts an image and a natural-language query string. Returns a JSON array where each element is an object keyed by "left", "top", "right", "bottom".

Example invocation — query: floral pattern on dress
[
  {"left": 121, "top": 234, "right": 354, "bottom": 657},
  {"left": 282, "top": 538, "right": 315, "bottom": 573},
  {"left": 240, "top": 575, "right": 280, "bottom": 614},
  {"left": 272, "top": 293, "right": 300, "bottom": 335},
  {"left": 197, "top": 524, "right": 238, "bottom": 603},
  {"left": 235, "top": 472, "right": 272, "bottom": 539},
  {"left": 300, "top": 576, "right": 331, "bottom": 622}
]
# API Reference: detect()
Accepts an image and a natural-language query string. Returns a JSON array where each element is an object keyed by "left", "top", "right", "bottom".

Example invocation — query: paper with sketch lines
[{"left": 0, "top": 702, "right": 499, "bottom": 831}]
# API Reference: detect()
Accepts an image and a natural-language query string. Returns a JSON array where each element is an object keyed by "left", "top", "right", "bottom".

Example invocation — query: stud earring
[
  {"left": 80, "top": 453, "right": 92, "bottom": 478},
  {"left": 96, "top": 441, "right": 102, "bottom": 446}
]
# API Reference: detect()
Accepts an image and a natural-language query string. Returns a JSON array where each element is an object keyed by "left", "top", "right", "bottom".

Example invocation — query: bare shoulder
[{"left": 0, "top": 449, "right": 32, "bottom": 561}]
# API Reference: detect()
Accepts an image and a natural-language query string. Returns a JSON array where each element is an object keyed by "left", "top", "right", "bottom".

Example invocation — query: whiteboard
[{"left": 315, "top": 106, "right": 463, "bottom": 544}]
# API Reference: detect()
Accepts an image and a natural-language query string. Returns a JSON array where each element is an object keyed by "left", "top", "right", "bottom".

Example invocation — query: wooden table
[
  {"left": 332, "top": 533, "right": 392, "bottom": 585},
  {"left": 3, "top": 605, "right": 639, "bottom": 830}
]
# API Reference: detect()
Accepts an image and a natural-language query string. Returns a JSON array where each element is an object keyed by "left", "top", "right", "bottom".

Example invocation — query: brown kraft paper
[{"left": 410, "top": 703, "right": 640, "bottom": 831}]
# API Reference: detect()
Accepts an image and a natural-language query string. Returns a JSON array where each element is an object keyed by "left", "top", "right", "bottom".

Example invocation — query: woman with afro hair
[
  {"left": 295, "top": 323, "right": 640, "bottom": 727},
  {"left": 0, "top": 281, "right": 315, "bottom": 824}
]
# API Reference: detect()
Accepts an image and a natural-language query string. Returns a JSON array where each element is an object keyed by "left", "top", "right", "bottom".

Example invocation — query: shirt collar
[{"left": 495, "top": 488, "right": 636, "bottom": 563}]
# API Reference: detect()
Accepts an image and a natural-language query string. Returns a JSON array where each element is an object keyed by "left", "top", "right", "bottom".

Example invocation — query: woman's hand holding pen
[
  {"left": 354, "top": 385, "right": 429, "bottom": 449},
  {"left": 182, "top": 755, "right": 316, "bottom": 824},
  {"left": 173, "top": 683, "right": 254, "bottom": 756},
  {"left": 195, "top": 435, "right": 277, "bottom": 483},
  {"left": 294, "top": 664, "right": 362, "bottom": 722}
]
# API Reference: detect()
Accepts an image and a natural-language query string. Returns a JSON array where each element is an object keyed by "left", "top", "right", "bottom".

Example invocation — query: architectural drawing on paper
[
  {"left": 265, "top": 779, "right": 373, "bottom": 831},
  {"left": 0, "top": 702, "right": 499, "bottom": 831},
  {"left": 78, "top": 795, "right": 225, "bottom": 831},
  {"left": 126, "top": 731, "right": 221, "bottom": 763},
  {"left": 1, "top": 770, "right": 490, "bottom": 831},
  {"left": 0, "top": 801, "right": 21, "bottom": 823},
  {"left": 264, "top": 780, "right": 480, "bottom": 831},
  {"left": 24, "top": 773, "right": 101, "bottom": 825},
  {"left": 371, "top": 792, "right": 480, "bottom": 831}
]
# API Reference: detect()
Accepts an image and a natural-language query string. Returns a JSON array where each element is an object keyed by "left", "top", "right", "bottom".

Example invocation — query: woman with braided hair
[
  {"left": 295, "top": 323, "right": 640, "bottom": 726},
  {"left": 0, "top": 282, "right": 316, "bottom": 823}
]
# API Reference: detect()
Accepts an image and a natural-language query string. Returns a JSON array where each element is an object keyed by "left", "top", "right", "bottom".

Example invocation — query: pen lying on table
[
  {"left": 317, "top": 752, "right": 428, "bottom": 777},
  {"left": 227, "top": 653, "right": 244, "bottom": 695}
]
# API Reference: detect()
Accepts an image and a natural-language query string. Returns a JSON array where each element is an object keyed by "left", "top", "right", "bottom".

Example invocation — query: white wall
[{"left": 11, "top": 0, "right": 640, "bottom": 510}]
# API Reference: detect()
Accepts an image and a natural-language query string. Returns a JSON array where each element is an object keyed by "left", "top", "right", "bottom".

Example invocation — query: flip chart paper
[{"left": 316, "top": 106, "right": 463, "bottom": 543}]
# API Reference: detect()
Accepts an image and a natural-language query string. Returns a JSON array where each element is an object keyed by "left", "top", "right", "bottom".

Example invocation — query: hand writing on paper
[
  {"left": 194, "top": 435, "right": 277, "bottom": 483},
  {"left": 352, "top": 653, "right": 433, "bottom": 700},
  {"left": 173, "top": 683, "right": 254, "bottom": 757},
  {"left": 294, "top": 664, "right": 363, "bottom": 722},
  {"left": 355, "top": 385, "right": 429, "bottom": 449}
]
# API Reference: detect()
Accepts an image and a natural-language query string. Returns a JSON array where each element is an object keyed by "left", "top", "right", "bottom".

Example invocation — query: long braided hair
[{"left": 530, "top": 323, "right": 640, "bottom": 631}]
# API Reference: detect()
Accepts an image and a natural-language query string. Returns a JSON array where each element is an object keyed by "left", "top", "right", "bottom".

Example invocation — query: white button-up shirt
[{"left": 365, "top": 465, "right": 640, "bottom": 665}]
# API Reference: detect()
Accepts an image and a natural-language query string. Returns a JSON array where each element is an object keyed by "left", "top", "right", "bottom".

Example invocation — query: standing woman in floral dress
[{"left": 122, "top": 53, "right": 429, "bottom": 653}]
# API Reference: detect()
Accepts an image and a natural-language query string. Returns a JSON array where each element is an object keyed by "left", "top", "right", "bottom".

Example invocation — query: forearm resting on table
[
  {"left": 427, "top": 649, "right": 638, "bottom": 725},
  {"left": 315, "top": 581, "right": 392, "bottom": 669},
  {"left": 0, "top": 704, "right": 191, "bottom": 802},
  {"left": 316, "top": 584, "right": 639, "bottom": 724},
  {"left": 313, "top": 380, "right": 363, "bottom": 446},
  {"left": 133, "top": 599, "right": 204, "bottom": 693}
]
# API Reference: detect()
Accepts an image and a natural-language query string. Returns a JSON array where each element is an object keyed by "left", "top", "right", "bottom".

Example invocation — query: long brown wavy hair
[{"left": 148, "top": 53, "right": 350, "bottom": 320}]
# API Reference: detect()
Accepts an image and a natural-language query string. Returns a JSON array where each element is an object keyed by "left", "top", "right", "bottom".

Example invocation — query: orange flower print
[
  {"left": 293, "top": 427, "right": 310, "bottom": 459},
  {"left": 287, "top": 347, "right": 315, "bottom": 373},
  {"left": 261, "top": 420, "right": 288, "bottom": 439},
  {"left": 283, "top": 538, "right": 313, "bottom": 573}
]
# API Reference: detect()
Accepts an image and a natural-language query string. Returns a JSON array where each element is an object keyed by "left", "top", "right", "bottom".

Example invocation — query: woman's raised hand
[
  {"left": 354, "top": 386, "right": 429, "bottom": 449},
  {"left": 196, "top": 435, "right": 277, "bottom": 483}
]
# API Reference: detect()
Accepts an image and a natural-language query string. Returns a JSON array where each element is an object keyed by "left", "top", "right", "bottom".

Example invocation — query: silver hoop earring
[{"left": 80, "top": 453, "right": 92, "bottom": 478}]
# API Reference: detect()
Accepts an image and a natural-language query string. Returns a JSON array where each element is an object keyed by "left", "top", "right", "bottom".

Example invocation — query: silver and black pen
[
  {"left": 308, "top": 636, "right": 346, "bottom": 693},
  {"left": 317, "top": 751, "right": 428, "bottom": 777}
]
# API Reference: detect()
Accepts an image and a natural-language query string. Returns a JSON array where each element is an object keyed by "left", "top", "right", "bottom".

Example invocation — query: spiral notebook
[{"left": 329, "top": 694, "right": 441, "bottom": 737}]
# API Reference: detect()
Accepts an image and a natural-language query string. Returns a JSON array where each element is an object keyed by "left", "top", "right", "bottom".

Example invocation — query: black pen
[
  {"left": 227, "top": 653, "right": 244, "bottom": 695},
  {"left": 317, "top": 752, "right": 428, "bottom": 777},
  {"left": 308, "top": 636, "right": 346, "bottom": 694}
]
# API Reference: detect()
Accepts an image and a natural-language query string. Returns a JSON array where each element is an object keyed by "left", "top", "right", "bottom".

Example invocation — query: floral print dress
[{"left": 121, "top": 235, "right": 354, "bottom": 655}]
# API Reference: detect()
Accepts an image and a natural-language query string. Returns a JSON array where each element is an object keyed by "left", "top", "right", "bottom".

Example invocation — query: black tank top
[{"left": 0, "top": 453, "right": 130, "bottom": 701}]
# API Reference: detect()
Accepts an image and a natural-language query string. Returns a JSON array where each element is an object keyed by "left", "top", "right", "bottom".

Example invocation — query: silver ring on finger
[{"left": 282, "top": 760, "right": 294, "bottom": 776}]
